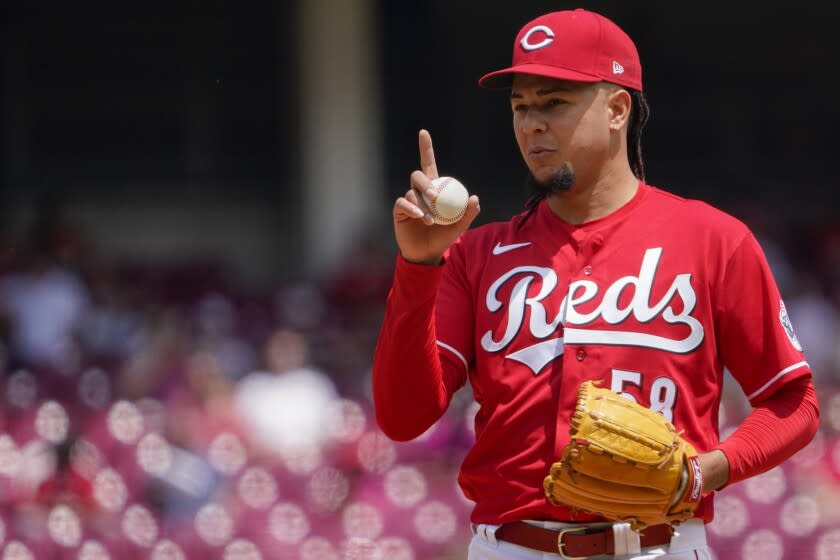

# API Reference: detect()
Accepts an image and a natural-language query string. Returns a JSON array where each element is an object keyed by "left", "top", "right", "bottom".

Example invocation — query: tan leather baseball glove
[{"left": 543, "top": 381, "right": 703, "bottom": 531}]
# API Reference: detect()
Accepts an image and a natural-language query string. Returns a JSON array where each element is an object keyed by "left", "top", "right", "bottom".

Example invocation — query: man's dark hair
[{"left": 626, "top": 89, "right": 649, "bottom": 182}]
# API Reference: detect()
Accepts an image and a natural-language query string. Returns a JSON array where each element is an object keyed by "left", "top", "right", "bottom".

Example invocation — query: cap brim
[{"left": 478, "top": 63, "right": 602, "bottom": 89}]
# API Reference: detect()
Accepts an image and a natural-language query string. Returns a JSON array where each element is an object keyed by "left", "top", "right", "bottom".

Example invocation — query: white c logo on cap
[{"left": 520, "top": 25, "right": 555, "bottom": 51}]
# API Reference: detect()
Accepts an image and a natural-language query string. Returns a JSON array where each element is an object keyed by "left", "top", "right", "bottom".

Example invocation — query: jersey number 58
[{"left": 610, "top": 369, "right": 677, "bottom": 422}]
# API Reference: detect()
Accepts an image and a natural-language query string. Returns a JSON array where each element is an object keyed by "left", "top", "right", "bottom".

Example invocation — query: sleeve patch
[{"left": 779, "top": 300, "right": 803, "bottom": 352}]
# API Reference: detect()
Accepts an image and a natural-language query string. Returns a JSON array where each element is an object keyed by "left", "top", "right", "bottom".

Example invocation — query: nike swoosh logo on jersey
[{"left": 492, "top": 242, "right": 531, "bottom": 255}]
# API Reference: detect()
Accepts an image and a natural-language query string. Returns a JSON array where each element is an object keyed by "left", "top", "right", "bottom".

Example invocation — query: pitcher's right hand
[{"left": 393, "top": 129, "right": 480, "bottom": 265}]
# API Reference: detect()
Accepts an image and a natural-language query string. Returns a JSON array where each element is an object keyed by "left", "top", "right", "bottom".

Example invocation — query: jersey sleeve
[
  {"left": 371, "top": 254, "right": 470, "bottom": 441},
  {"left": 716, "top": 233, "right": 811, "bottom": 404},
  {"left": 434, "top": 239, "right": 477, "bottom": 374}
]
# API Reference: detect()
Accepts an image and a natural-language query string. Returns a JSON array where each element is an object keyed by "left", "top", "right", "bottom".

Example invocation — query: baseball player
[{"left": 372, "top": 8, "right": 819, "bottom": 559}]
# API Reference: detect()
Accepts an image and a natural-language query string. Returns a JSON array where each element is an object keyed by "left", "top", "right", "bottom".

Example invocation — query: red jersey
[{"left": 373, "top": 182, "right": 811, "bottom": 525}]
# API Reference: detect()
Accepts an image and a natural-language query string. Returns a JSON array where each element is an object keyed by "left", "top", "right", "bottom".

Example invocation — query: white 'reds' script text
[{"left": 480, "top": 248, "right": 704, "bottom": 374}]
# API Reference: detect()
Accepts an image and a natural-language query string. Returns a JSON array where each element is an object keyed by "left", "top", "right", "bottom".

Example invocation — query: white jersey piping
[
  {"left": 437, "top": 341, "right": 469, "bottom": 374},
  {"left": 747, "top": 361, "right": 809, "bottom": 401}
]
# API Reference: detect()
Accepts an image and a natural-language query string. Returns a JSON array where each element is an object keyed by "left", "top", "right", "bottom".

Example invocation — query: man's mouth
[{"left": 528, "top": 146, "right": 555, "bottom": 159}]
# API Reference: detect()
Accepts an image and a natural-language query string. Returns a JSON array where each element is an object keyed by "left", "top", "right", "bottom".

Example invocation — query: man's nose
[{"left": 518, "top": 109, "right": 547, "bottom": 134}]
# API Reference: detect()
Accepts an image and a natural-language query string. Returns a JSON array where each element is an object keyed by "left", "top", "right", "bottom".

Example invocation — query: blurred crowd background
[{"left": 1, "top": 1, "right": 839, "bottom": 559}]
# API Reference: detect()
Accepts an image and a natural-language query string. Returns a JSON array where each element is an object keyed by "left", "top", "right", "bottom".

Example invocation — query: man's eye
[
  {"left": 547, "top": 98, "right": 565, "bottom": 107},
  {"left": 512, "top": 104, "right": 528, "bottom": 112}
]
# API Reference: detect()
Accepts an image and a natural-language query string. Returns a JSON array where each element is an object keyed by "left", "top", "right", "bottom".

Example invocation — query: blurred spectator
[
  {"left": 787, "top": 273, "right": 840, "bottom": 383},
  {"left": 116, "top": 308, "right": 189, "bottom": 401},
  {"left": 35, "top": 439, "right": 96, "bottom": 513},
  {"left": 166, "top": 349, "right": 241, "bottom": 450},
  {"left": 321, "top": 228, "right": 394, "bottom": 315},
  {"left": 273, "top": 282, "right": 328, "bottom": 332},
  {"left": 0, "top": 242, "right": 89, "bottom": 371},
  {"left": 193, "top": 292, "right": 256, "bottom": 381},
  {"left": 234, "top": 328, "right": 338, "bottom": 459},
  {"left": 77, "top": 260, "right": 147, "bottom": 365}
]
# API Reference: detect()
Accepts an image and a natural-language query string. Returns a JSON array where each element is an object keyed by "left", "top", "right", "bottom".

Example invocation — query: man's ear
[{"left": 607, "top": 87, "right": 632, "bottom": 131}]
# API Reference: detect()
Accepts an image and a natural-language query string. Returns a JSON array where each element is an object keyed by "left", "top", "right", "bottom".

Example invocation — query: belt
[{"left": 494, "top": 522, "right": 674, "bottom": 558}]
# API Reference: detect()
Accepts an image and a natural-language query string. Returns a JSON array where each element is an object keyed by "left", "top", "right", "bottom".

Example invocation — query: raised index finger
[{"left": 418, "top": 129, "right": 439, "bottom": 179}]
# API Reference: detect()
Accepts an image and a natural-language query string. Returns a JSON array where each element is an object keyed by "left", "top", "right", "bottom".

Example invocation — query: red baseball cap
[{"left": 478, "top": 9, "right": 642, "bottom": 91}]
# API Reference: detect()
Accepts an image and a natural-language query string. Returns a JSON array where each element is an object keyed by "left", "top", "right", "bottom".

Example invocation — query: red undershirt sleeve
[
  {"left": 715, "top": 376, "right": 819, "bottom": 486},
  {"left": 372, "top": 255, "right": 468, "bottom": 441}
]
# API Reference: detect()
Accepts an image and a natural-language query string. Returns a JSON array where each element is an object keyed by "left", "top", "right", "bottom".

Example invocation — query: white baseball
[{"left": 422, "top": 177, "right": 469, "bottom": 225}]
